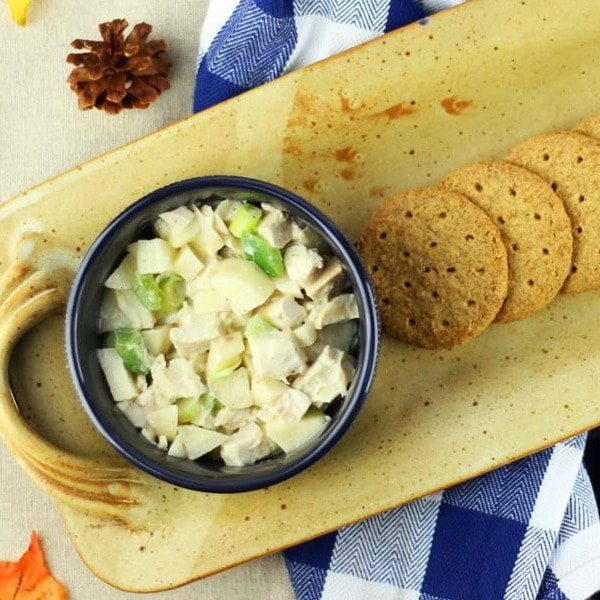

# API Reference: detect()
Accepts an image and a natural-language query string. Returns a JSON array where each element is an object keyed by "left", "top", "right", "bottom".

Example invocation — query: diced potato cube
[
  {"left": 99, "top": 290, "right": 131, "bottom": 332},
  {"left": 115, "top": 289, "right": 156, "bottom": 329},
  {"left": 97, "top": 348, "right": 138, "bottom": 401},
  {"left": 142, "top": 326, "right": 172, "bottom": 356},
  {"left": 173, "top": 246, "right": 204, "bottom": 281},
  {"left": 251, "top": 379, "right": 288, "bottom": 406},
  {"left": 215, "top": 199, "right": 242, "bottom": 223},
  {"left": 135, "top": 238, "right": 176, "bottom": 274},
  {"left": 177, "top": 425, "right": 228, "bottom": 460},
  {"left": 105, "top": 253, "right": 136, "bottom": 290},
  {"left": 210, "top": 258, "right": 275, "bottom": 316},
  {"left": 265, "top": 411, "right": 330, "bottom": 453},
  {"left": 156, "top": 207, "right": 200, "bottom": 248},
  {"left": 210, "top": 367, "right": 252, "bottom": 409},
  {"left": 117, "top": 400, "right": 147, "bottom": 428},
  {"left": 167, "top": 434, "right": 188, "bottom": 457},
  {"left": 146, "top": 405, "right": 178, "bottom": 441}
]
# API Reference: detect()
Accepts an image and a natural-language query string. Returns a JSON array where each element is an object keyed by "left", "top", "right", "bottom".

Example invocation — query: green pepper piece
[
  {"left": 114, "top": 328, "right": 150, "bottom": 375},
  {"left": 156, "top": 273, "right": 185, "bottom": 313},
  {"left": 244, "top": 315, "right": 277, "bottom": 337},
  {"left": 241, "top": 233, "right": 284, "bottom": 277},
  {"left": 132, "top": 274, "right": 162, "bottom": 311},
  {"left": 229, "top": 203, "right": 262, "bottom": 239}
]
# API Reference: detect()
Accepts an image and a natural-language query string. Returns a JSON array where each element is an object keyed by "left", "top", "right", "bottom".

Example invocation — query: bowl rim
[{"left": 66, "top": 175, "right": 380, "bottom": 492}]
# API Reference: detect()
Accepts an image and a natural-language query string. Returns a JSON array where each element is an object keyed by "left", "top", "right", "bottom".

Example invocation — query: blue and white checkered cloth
[{"left": 193, "top": 2, "right": 600, "bottom": 599}]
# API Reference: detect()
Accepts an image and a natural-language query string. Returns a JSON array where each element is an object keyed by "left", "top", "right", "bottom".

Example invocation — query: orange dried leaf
[{"left": 0, "top": 532, "right": 67, "bottom": 600}]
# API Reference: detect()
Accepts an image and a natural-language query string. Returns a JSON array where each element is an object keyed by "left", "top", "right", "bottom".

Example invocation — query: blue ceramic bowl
[{"left": 66, "top": 176, "right": 379, "bottom": 493}]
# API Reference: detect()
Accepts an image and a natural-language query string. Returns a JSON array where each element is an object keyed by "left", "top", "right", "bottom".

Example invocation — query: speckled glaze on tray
[{"left": 1, "top": 0, "right": 600, "bottom": 591}]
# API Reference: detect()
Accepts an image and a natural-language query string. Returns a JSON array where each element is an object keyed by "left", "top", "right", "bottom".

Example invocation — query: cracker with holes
[
  {"left": 507, "top": 131, "right": 600, "bottom": 293},
  {"left": 439, "top": 161, "right": 572, "bottom": 322},
  {"left": 357, "top": 188, "right": 508, "bottom": 349},
  {"left": 575, "top": 114, "right": 600, "bottom": 140}
]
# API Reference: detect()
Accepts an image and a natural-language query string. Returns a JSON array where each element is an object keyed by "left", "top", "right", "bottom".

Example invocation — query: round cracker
[
  {"left": 507, "top": 131, "right": 600, "bottom": 293},
  {"left": 575, "top": 114, "right": 600, "bottom": 141},
  {"left": 439, "top": 161, "right": 573, "bottom": 322},
  {"left": 357, "top": 188, "right": 508, "bottom": 349}
]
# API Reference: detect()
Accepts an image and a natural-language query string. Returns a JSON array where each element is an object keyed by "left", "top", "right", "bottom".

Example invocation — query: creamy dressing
[{"left": 97, "top": 199, "right": 359, "bottom": 466}]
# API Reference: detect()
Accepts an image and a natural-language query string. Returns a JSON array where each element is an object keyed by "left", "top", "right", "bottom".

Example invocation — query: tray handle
[{"left": 0, "top": 233, "right": 148, "bottom": 526}]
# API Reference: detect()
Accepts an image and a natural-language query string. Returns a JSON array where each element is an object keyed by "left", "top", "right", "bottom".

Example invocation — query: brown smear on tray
[
  {"left": 369, "top": 102, "right": 417, "bottom": 120},
  {"left": 441, "top": 96, "right": 474, "bottom": 115},
  {"left": 303, "top": 179, "right": 318, "bottom": 193},
  {"left": 335, "top": 146, "right": 359, "bottom": 162}
]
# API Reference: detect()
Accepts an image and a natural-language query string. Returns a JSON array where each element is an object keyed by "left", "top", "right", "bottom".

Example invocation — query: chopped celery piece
[
  {"left": 229, "top": 203, "right": 261, "bottom": 238},
  {"left": 244, "top": 315, "right": 276, "bottom": 337},
  {"left": 133, "top": 272, "right": 185, "bottom": 313},
  {"left": 199, "top": 393, "right": 218, "bottom": 412},
  {"left": 132, "top": 274, "right": 162, "bottom": 311},
  {"left": 114, "top": 328, "right": 150, "bottom": 375},
  {"left": 176, "top": 397, "right": 203, "bottom": 424},
  {"left": 156, "top": 273, "right": 185, "bottom": 313},
  {"left": 242, "top": 233, "right": 284, "bottom": 277}
]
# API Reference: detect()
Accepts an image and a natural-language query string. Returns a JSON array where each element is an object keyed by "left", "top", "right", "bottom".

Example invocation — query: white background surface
[{"left": 0, "top": 1, "right": 295, "bottom": 598}]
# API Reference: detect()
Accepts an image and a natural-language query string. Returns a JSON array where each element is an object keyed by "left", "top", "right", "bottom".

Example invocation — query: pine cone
[{"left": 67, "top": 19, "right": 171, "bottom": 114}]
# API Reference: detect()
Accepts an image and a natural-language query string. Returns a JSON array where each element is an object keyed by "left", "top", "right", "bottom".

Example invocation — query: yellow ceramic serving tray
[{"left": 2, "top": 0, "right": 600, "bottom": 591}]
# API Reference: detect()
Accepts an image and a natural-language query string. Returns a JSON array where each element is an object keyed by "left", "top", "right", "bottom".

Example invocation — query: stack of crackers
[{"left": 358, "top": 114, "right": 600, "bottom": 349}]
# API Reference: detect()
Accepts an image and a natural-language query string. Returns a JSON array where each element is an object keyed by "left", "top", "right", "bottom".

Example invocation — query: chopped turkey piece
[
  {"left": 170, "top": 312, "right": 223, "bottom": 357},
  {"left": 260, "top": 295, "right": 307, "bottom": 329},
  {"left": 248, "top": 330, "right": 306, "bottom": 380},
  {"left": 283, "top": 244, "right": 324, "bottom": 284},
  {"left": 220, "top": 422, "right": 273, "bottom": 466},
  {"left": 304, "top": 258, "right": 344, "bottom": 300},
  {"left": 308, "top": 294, "right": 359, "bottom": 329},
  {"left": 257, "top": 208, "right": 292, "bottom": 248},
  {"left": 273, "top": 276, "right": 303, "bottom": 299},
  {"left": 292, "top": 320, "right": 318, "bottom": 348},
  {"left": 214, "top": 407, "right": 255, "bottom": 434},
  {"left": 151, "top": 355, "right": 206, "bottom": 402},
  {"left": 293, "top": 345, "right": 351, "bottom": 407},
  {"left": 271, "top": 388, "right": 311, "bottom": 420},
  {"left": 190, "top": 205, "right": 224, "bottom": 262}
]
